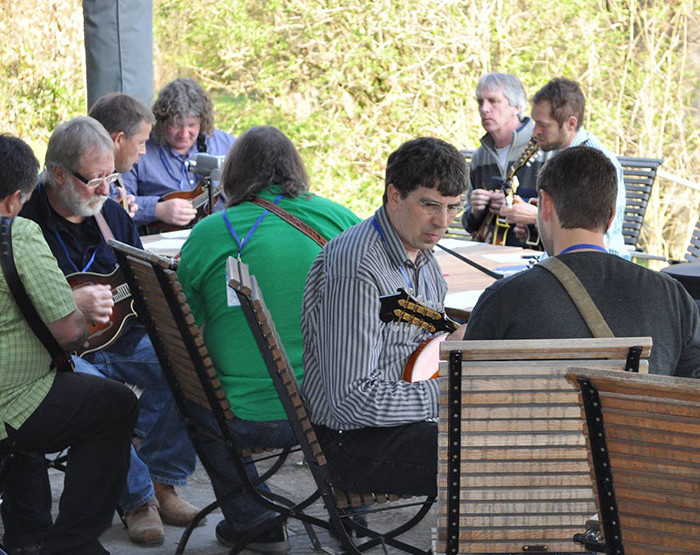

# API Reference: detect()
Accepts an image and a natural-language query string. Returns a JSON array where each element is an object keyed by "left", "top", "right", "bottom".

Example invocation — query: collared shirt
[
  {"left": 301, "top": 205, "right": 445, "bottom": 430},
  {"left": 121, "top": 129, "right": 235, "bottom": 226},
  {"left": 566, "top": 127, "right": 629, "bottom": 260},
  {"left": 0, "top": 217, "right": 76, "bottom": 440},
  {"left": 19, "top": 183, "right": 143, "bottom": 276}
]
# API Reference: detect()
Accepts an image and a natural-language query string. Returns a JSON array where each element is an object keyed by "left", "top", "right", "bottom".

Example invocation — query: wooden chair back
[
  {"left": 435, "top": 337, "right": 652, "bottom": 555},
  {"left": 566, "top": 367, "right": 700, "bottom": 555},
  {"left": 684, "top": 217, "right": 700, "bottom": 263},
  {"left": 618, "top": 156, "right": 663, "bottom": 249}
]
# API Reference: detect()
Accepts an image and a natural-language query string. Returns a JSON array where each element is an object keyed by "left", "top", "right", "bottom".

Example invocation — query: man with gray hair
[
  {"left": 19, "top": 116, "right": 201, "bottom": 546},
  {"left": 462, "top": 72, "right": 547, "bottom": 247}
]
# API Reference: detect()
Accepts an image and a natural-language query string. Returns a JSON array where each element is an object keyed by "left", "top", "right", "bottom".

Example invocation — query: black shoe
[{"left": 215, "top": 520, "right": 290, "bottom": 553}]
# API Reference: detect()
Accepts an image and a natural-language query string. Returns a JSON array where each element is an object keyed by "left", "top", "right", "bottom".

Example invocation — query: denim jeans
[
  {"left": 185, "top": 402, "right": 297, "bottom": 532},
  {"left": 76, "top": 323, "right": 197, "bottom": 511}
]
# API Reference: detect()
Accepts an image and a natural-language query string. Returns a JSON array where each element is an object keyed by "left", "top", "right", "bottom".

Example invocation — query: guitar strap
[
  {"left": 539, "top": 256, "right": 614, "bottom": 338},
  {"left": 0, "top": 217, "right": 75, "bottom": 372},
  {"left": 94, "top": 212, "right": 115, "bottom": 243},
  {"left": 250, "top": 197, "right": 327, "bottom": 248}
]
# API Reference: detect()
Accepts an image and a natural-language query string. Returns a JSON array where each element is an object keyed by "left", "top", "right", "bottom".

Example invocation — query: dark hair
[
  {"left": 0, "top": 134, "right": 39, "bottom": 200},
  {"left": 222, "top": 126, "right": 309, "bottom": 206},
  {"left": 384, "top": 137, "right": 467, "bottom": 203},
  {"left": 536, "top": 146, "right": 616, "bottom": 231},
  {"left": 151, "top": 78, "right": 215, "bottom": 144},
  {"left": 89, "top": 92, "right": 155, "bottom": 138},
  {"left": 531, "top": 78, "right": 585, "bottom": 129}
]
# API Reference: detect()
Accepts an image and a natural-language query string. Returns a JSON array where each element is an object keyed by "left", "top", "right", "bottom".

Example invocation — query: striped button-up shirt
[{"left": 301, "top": 205, "right": 445, "bottom": 430}]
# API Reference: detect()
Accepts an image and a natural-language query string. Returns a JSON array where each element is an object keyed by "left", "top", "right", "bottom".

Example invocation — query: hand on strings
[
  {"left": 155, "top": 198, "right": 197, "bottom": 226},
  {"left": 72, "top": 284, "right": 114, "bottom": 325},
  {"left": 513, "top": 223, "right": 530, "bottom": 243},
  {"left": 499, "top": 196, "right": 537, "bottom": 225}
]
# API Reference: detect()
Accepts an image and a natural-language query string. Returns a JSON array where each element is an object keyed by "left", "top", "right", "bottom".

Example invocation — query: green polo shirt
[
  {"left": 178, "top": 188, "right": 360, "bottom": 421},
  {"left": 0, "top": 217, "right": 77, "bottom": 440}
]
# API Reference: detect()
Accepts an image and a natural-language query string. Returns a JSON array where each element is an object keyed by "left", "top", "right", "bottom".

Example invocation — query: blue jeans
[
  {"left": 185, "top": 402, "right": 297, "bottom": 531},
  {"left": 76, "top": 323, "right": 197, "bottom": 511}
]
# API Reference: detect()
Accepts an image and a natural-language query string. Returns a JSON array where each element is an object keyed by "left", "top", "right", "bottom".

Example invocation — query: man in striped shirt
[{"left": 301, "top": 137, "right": 468, "bottom": 497}]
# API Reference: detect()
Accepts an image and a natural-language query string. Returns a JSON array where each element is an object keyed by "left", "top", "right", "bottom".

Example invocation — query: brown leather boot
[
  {"left": 153, "top": 481, "right": 205, "bottom": 527},
  {"left": 125, "top": 497, "right": 165, "bottom": 545}
]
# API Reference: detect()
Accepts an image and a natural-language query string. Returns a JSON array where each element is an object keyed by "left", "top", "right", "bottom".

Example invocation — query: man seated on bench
[
  {"left": 177, "top": 125, "right": 360, "bottom": 552},
  {"left": 465, "top": 145, "right": 700, "bottom": 377},
  {"left": 0, "top": 134, "right": 138, "bottom": 554},
  {"left": 301, "top": 137, "right": 468, "bottom": 498}
]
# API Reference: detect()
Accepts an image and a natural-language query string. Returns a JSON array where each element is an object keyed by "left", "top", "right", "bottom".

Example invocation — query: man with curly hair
[{"left": 121, "top": 78, "right": 235, "bottom": 230}]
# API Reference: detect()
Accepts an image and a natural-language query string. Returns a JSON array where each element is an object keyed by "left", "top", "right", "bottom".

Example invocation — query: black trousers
[
  {"left": 315, "top": 421, "right": 437, "bottom": 497},
  {"left": 1, "top": 371, "right": 138, "bottom": 554}
]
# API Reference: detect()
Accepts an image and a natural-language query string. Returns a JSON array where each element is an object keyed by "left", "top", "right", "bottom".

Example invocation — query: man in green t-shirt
[{"left": 0, "top": 134, "right": 138, "bottom": 555}]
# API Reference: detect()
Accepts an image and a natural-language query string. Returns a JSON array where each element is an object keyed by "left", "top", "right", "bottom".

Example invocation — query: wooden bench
[
  {"left": 434, "top": 337, "right": 652, "bottom": 554},
  {"left": 109, "top": 240, "right": 320, "bottom": 554},
  {"left": 566, "top": 368, "right": 700, "bottom": 555},
  {"left": 227, "top": 256, "right": 434, "bottom": 555}
]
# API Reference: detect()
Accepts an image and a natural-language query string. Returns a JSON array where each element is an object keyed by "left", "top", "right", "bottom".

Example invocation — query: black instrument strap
[{"left": 0, "top": 217, "right": 74, "bottom": 371}]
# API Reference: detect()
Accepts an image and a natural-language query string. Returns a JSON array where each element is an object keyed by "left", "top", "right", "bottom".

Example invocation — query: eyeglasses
[
  {"left": 417, "top": 199, "right": 464, "bottom": 219},
  {"left": 71, "top": 170, "right": 120, "bottom": 190}
]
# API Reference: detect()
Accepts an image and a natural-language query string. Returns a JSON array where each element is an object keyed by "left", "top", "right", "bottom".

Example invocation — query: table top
[{"left": 141, "top": 231, "right": 541, "bottom": 311}]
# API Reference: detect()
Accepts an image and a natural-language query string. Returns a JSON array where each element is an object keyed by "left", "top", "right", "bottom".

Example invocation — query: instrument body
[
  {"left": 379, "top": 288, "right": 458, "bottom": 382},
  {"left": 67, "top": 268, "right": 136, "bottom": 356},
  {"left": 143, "top": 177, "right": 221, "bottom": 235},
  {"left": 473, "top": 137, "right": 540, "bottom": 246}
]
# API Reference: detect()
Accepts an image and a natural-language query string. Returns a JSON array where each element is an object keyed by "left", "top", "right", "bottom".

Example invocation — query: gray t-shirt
[{"left": 464, "top": 251, "right": 700, "bottom": 378}]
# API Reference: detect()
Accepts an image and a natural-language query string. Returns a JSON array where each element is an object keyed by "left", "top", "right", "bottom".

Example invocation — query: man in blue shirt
[
  {"left": 121, "top": 78, "right": 235, "bottom": 231},
  {"left": 20, "top": 116, "right": 201, "bottom": 546}
]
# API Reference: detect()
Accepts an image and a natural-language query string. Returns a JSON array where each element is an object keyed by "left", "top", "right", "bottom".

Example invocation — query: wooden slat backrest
[
  {"left": 435, "top": 337, "right": 652, "bottom": 554},
  {"left": 109, "top": 241, "right": 233, "bottom": 419},
  {"left": 226, "top": 257, "right": 326, "bottom": 467},
  {"left": 617, "top": 156, "right": 663, "bottom": 249},
  {"left": 566, "top": 368, "right": 700, "bottom": 555}
]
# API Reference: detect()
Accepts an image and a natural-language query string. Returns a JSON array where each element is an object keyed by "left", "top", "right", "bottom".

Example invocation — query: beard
[{"left": 57, "top": 183, "right": 107, "bottom": 218}]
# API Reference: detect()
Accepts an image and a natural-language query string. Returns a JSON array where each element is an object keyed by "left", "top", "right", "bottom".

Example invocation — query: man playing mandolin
[
  {"left": 121, "top": 78, "right": 235, "bottom": 232},
  {"left": 500, "top": 78, "right": 630, "bottom": 259},
  {"left": 19, "top": 117, "right": 201, "bottom": 546},
  {"left": 301, "top": 137, "right": 467, "bottom": 498},
  {"left": 462, "top": 72, "right": 548, "bottom": 247}
]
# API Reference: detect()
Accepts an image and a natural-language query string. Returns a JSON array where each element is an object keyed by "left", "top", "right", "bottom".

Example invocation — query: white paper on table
[
  {"left": 445, "top": 290, "right": 485, "bottom": 310},
  {"left": 437, "top": 238, "right": 481, "bottom": 250},
  {"left": 482, "top": 252, "right": 541, "bottom": 264},
  {"left": 160, "top": 230, "right": 191, "bottom": 240},
  {"left": 144, "top": 237, "right": 188, "bottom": 252}
]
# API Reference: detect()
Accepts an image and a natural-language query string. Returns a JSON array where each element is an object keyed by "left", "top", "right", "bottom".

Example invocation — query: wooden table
[
  {"left": 436, "top": 238, "right": 541, "bottom": 311},
  {"left": 141, "top": 231, "right": 541, "bottom": 311}
]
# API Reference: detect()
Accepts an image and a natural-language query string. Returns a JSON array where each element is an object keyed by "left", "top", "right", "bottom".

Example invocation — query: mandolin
[
  {"left": 379, "top": 288, "right": 460, "bottom": 382},
  {"left": 67, "top": 268, "right": 136, "bottom": 357},
  {"left": 143, "top": 178, "right": 221, "bottom": 235},
  {"left": 473, "top": 136, "right": 540, "bottom": 246}
]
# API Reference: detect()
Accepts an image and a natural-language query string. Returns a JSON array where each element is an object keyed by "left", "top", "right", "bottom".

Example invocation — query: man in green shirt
[{"left": 0, "top": 134, "right": 138, "bottom": 555}]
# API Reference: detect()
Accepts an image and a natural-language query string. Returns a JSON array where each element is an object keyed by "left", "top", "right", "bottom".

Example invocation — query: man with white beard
[{"left": 19, "top": 116, "right": 200, "bottom": 547}]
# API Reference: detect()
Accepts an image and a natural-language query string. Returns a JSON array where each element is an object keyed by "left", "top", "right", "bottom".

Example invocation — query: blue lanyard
[
  {"left": 372, "top": 215, "right": 423, "bottom": 292},
  {"left": 558, "top": 243, "right": 607, "bottom": 256},
  {"left": 54, "top": 230, "right": 98, "bottom": 273},
  {"left": 159, "top": 146, "right": 191, "bottom": 190},
  {"left": 221, "top": 194, "right": 284, "bottom": 259}
]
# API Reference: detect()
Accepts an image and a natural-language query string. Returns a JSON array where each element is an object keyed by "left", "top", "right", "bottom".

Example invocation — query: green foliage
[{"left": 2, "top": 0, "right": 699, "bottom": 257}]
